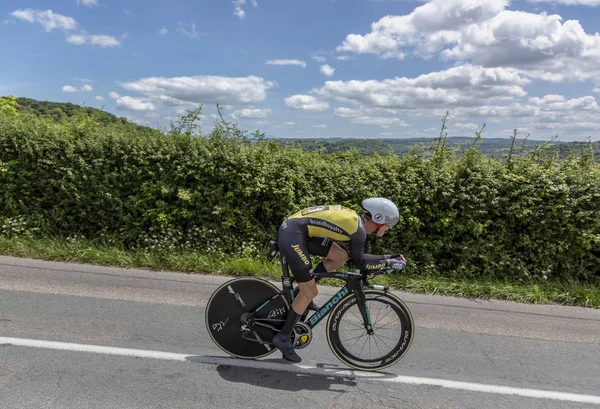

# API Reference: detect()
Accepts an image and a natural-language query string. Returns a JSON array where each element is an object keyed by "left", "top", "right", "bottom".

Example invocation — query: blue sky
[{"left": 2, "top": 0, "right": 600, "bottom": 141}]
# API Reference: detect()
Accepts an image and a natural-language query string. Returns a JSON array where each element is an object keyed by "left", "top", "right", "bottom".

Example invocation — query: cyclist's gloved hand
[{"left": 385, "top": 256, "right": 407, "bottom": 271}]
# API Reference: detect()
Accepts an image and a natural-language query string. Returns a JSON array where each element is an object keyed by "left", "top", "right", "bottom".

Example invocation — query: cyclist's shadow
[
  {"left": 215, "top": 362, "right": 356, "bottom": 392},
  {"left": 186, "top": 355, "right": 359, "bottom": 392}
]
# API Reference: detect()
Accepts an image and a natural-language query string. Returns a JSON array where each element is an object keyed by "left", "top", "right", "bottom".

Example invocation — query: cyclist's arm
[{"left": 349, "top": 229, "right": 406, "bottom": 272}]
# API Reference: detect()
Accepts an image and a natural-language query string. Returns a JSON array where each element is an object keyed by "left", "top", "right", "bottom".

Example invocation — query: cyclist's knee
[
  {"left": 328, "top": 244, "right": 349, "bottom": 266},
  {"left": 298, "top": 280, "right": 318, "bottom": 299}
]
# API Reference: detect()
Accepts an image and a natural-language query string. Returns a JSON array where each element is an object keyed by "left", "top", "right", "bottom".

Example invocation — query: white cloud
[
  {"left": 353, "top": 117, "right": 408, "bottom": 127},
  {"left": 314, "top": 124, "right": 328, "bottom": 129},
  {"left": 66, "top": 34, "right": 87, "bottom": 45},
  {"left": 334, "top": 106, "right": 408, "bottom": 128},
  {"left": 110, "top": 92, "right": 156, "bottom": 112},
  {"left": 177, "top": 22, "right": 202, "bottom": 38},
  {"left": 335, "top": 0, "right": 600, "bottom": 83},
  {"left": 95, "top": 96, "right": 104, "bottom": 101},
  {"left": 266, "top": 59, "right": 307, "bottom": 68},
  {"left": 315, "top": 65, "right": 529, "bottom": 109},
  {"left": 285, "top": 95, "right": 330, "bottom": 111},
  {"left": 320, "top": 64, "right": 335, "bottom": 77},
  {"left": 90, "top": 35, "right": 121, "bottom": 47},
  {"left": 12, "top": 9, "right": 120, "bottom": 48},
  {"left": 454, "top": 122, "right": 479, "bottom": 130},
  {"left": 336, "top": 56, "right": 354, "bottom": 61},
  {"left": 446, "top": 94, "right": 600, "bottom": 140},
  {"left": 77, "top": 0, "right": 98, "bottom": 6},
  {"left": 119, "top": 75, "right": 276, "bottom": 105},
  {"left": 159, "top": 27, "right": 168, "bottom": 35},
  {"left": 233, "top": 0, "right": 247, "bottom": 19},
  {"left": 62, "top": 84, "right": 93, "bottom": 92},
  {"left": 313, "top": 56, "right": 326, "bottom": 62},
  {"left": 232, "top": 108, "right": 272, "bottom": 119},
  {"left": 285, "top": 122, "right": 296, "bottom": 126},
  {"left": 12, "top": 9, "right": 78, "bottom": 31},
  {"left": 67, "top": 34, "right": 121, "bottom": 47},
  {"left": 74, "top": 77, "right": 94, "bottom": 83},
  {"left": 594, "top": 85, "right": 600, "bottom": 94}
]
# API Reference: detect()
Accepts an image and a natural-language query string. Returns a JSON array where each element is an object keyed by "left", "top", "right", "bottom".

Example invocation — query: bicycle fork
[{"left": 348, "top": 278, "right": 374, "bottom": 335}]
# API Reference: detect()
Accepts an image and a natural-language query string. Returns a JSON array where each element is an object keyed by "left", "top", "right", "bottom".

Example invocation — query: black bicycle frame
[{"left": 277, "top": 251, "right": 377, "bottom": 333}]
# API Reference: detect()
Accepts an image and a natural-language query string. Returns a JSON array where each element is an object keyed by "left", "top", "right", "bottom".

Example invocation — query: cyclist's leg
[
  {"left": 308, "top": 239, "right": 349, "bottom": 272},
  {"left": 299, "top": 238, "right": 348, "bottom": 311},
  {"left": 274, "top": 225, "right": 316, "bottom": 362}
]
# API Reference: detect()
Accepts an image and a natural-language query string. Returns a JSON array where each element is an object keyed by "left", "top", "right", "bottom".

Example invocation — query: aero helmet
[{"left": 361, "top": 197, "right": 399, "bottom": 228}]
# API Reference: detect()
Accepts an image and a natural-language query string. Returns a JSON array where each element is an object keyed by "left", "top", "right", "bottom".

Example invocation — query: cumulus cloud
[
  {"left": 109, "top": 92, "right": 156, "bottom": 112},
  {"left": 233, "top": 0, "right": 256, "bottom": 19},
  {"left": 177, "top": 22, "right": 202, "bottom": 38},
  {"left": 159, "top": 27, "right": 168, "bottom": 35},
  {"left": 67, "top": 34, "right": 121, "bottom": 47},
  {"left": 12, "top": 9, "right": 77, "bottom": 31},
  {"left": 77, "top": 0, "right": 98, "bottom": 6},
  {"left": 315, "top": 65, "right": 529, "bottom": 109},
  {"left": 95, "top": 96, "right": 104, "bottom": 101},
  {"left": 119, "top": 75, "right": 276, "bottom": 105},
  {"left": 320, "top": 64, "right": 335, "bottom": 77},
  {"left": 336, "top": 0, "right": 600, "bottom": 82},
  {"left": 334, "top": 106, "right": 408, "bottom": 128},
  {"left": 284, "top": 95, "right": 330, "bottom": 111},
  {"left": 453, "top": 122, "right": 480, "bottom": 130},
  {"left": 62, "top": 84, "right": 93, "bottom": 92},
  {"left": 232, "top": 107, "right": 272, "bottom": 119},
  {"left": 12, "top": 8, "right": 120, "bottom": 47},
  {"left": 266, "top": 59, "right": 307, "bottom": 68}
]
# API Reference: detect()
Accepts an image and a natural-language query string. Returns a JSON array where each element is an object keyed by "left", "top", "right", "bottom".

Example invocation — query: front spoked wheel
[{"left": 326, "top": 290, "right": 414, "bottom": 371}]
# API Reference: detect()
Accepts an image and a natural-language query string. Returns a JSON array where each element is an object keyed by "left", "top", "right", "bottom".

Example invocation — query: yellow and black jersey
[
  {"left": 280, "top": 204, "right": 370, "bottom": 271},
  {"left": 286, "top": 205, "right": 363, "bottom": 242}
]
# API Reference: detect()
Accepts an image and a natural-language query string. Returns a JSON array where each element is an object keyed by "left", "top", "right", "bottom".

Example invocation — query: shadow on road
[
  {"left": 215, "top": 364, "right": 357, "bottom": 392},
  {"left": 186, "top": 354, "right": 399, "bottom": 391}
]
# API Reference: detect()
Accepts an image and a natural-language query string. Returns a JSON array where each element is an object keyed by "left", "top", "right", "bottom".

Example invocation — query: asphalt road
[{"left": 1, "top": 255, "right": 599, "bottom": 409}]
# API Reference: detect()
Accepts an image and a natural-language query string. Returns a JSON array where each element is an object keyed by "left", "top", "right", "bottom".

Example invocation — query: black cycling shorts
[{"left": 277, "top": 223, "right": 333, "bottom": 283}]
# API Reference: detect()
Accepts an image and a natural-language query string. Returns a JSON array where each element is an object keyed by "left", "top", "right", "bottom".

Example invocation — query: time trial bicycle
[{"left": 205, "top": 239, "right": 414, "bottom": 371}]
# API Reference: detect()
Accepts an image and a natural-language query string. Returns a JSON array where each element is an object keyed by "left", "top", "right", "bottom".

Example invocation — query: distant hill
[
  {"left": 11, "top": 97, "right": 129, "bottom": 126},
  {"left": 5, "top": 97, "right": 598, "bottom": 161},
  {"left": 277, "top": 136, "right": 599, "bottom": 161}
]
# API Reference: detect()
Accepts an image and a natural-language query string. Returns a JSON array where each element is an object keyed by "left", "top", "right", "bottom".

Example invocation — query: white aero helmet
[{"left": 361, "top": 197, "right": 399, "bottom": 228}]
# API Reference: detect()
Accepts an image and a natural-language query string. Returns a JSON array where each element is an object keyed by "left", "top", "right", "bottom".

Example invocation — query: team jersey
[{"left": 283, "top": 204, "right": 375, "bottom": 270}]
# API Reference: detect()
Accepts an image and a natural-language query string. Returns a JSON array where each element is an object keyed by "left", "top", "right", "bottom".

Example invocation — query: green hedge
[{"left": 1, "top": 109, "right": 599, "bottom": 282}]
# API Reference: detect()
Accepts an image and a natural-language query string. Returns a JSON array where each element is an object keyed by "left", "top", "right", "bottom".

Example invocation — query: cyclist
[{"left": 272, "top": 197, "right": 407, "bottom": 363}]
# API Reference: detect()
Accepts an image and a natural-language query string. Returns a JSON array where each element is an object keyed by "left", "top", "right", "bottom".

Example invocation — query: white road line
[{"left": 2, "top": 336, "right": 600, "bottom": 405}]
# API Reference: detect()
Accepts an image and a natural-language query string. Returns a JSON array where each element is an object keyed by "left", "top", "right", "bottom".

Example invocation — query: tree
[{"left": 0, "top": 95, "right": 18, "bottom": 118}]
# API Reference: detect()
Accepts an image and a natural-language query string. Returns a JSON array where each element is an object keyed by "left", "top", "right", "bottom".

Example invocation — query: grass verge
[{"left": 1, "top": 235, "right": 598, "bottom": 308}]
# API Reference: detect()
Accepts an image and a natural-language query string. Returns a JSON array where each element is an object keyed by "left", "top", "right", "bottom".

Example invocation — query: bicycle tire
[
  {"left": 326, "top": 290, "right": 414, "bottom": 371},
  {"left": 205, "top": 277, "right": 290, "bottom": 359}
]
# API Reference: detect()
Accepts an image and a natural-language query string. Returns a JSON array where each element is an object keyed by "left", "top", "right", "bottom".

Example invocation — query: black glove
[{"left": 385, "top": 257, "right": 407, "bottom": 271}]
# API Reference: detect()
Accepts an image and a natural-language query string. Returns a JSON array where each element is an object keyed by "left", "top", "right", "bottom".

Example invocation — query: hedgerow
[{"left": 1, "top": 104, "right": 598, "bottom": 282}]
